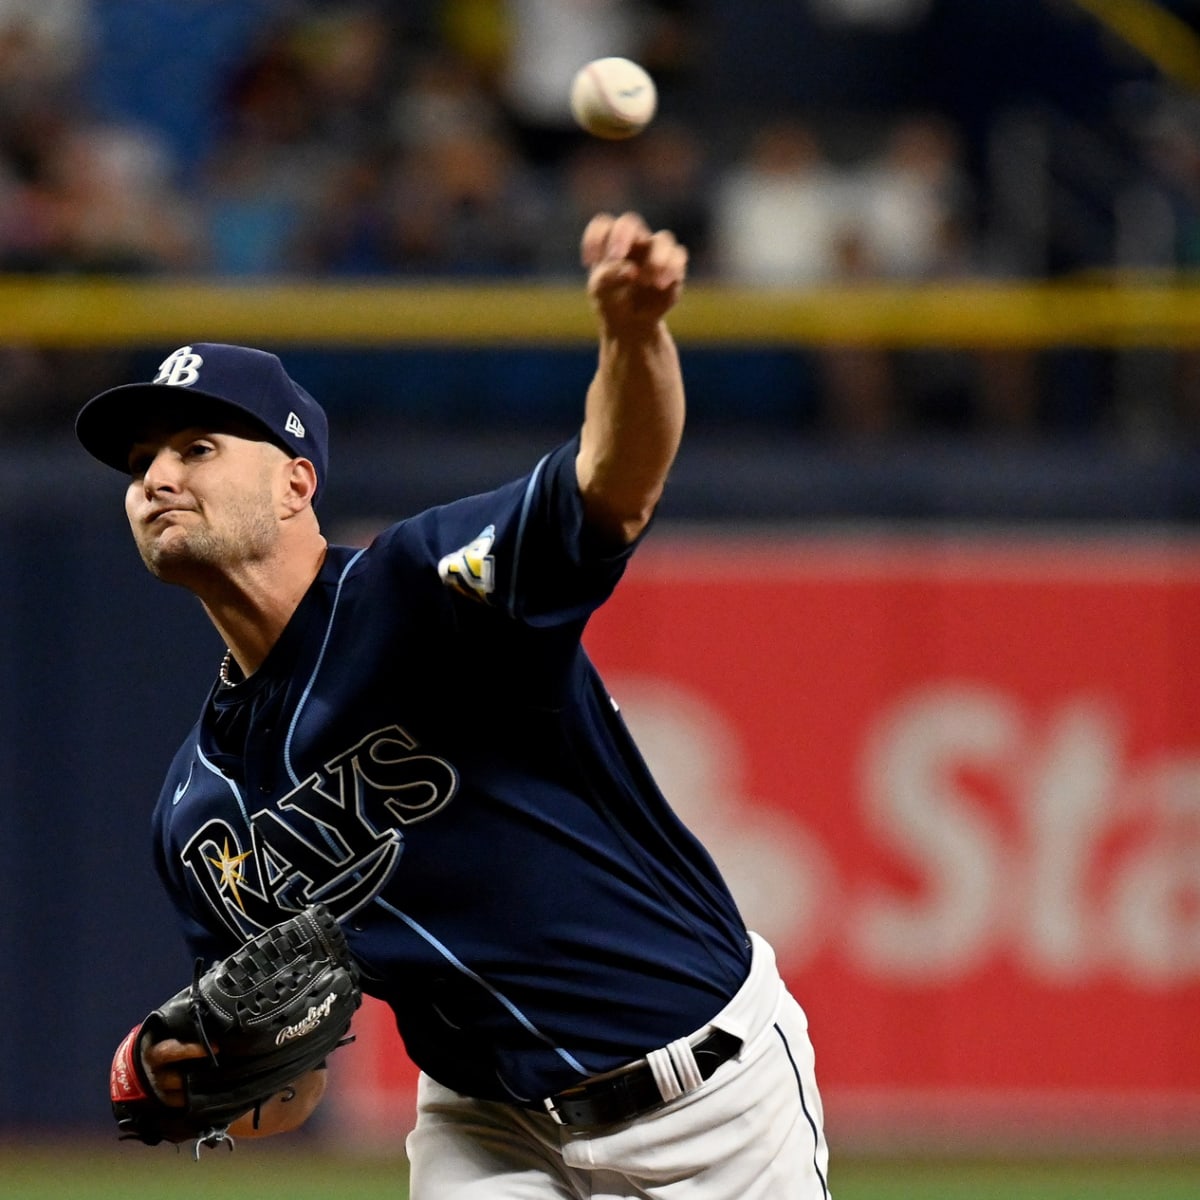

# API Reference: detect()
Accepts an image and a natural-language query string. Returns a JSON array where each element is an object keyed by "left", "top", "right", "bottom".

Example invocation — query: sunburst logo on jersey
[
  {"left": 207, "top": 838, "right": 253, "bottom": 912},
  {"left": 438, "top": 525, "right": 496, "bottom": 601}
]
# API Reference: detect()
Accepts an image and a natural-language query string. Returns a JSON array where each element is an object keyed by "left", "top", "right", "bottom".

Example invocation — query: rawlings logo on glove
[
  {"left": 109, "top": 904, "right": 362, "bottom": 1155},
  {"left": 275, "top": 993, "right": 340, "bottom": 1045}
]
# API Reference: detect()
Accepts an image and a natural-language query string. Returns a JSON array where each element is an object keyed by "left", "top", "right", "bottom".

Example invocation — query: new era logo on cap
[{"left": 75, "top": 342, "right": 330, "bottom": 494}]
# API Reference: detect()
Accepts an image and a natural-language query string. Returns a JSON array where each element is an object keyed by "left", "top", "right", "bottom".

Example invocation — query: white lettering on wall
[
  {"left": 856, "top": 685, "right": 1200, "bottom": 983},
  {"left": 852, "top": 686, "right": 1012, "bottom": 979},
  {"left": 611, "top": 672, "right": 1200, "bottom": 984}
]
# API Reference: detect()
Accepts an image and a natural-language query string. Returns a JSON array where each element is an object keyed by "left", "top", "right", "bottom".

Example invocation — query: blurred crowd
[
  {"left": 2, "top": 0, "right": 1200, "bottom": 445},
  {"left": 0, "top": 0, "right": 980, "bottom": 282}
]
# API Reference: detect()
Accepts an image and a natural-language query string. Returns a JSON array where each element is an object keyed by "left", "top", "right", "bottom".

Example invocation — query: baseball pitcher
[{"left": 78, "top": 213, "right": 831, "bottom": 1197}]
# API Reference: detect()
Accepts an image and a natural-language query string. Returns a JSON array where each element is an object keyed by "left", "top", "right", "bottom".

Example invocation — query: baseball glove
[{"left": 109, "top": 904, "right": 362, "bottom": 1153}]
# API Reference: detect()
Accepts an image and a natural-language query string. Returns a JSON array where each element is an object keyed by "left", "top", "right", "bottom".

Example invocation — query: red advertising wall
[{"left": 329, "top": 534, "right": 1200, "bottom": 1147}]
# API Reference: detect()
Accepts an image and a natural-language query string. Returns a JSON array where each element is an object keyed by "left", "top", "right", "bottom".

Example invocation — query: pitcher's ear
[{"left": 281, "top": 456, "right": 318, "bottom": 513}]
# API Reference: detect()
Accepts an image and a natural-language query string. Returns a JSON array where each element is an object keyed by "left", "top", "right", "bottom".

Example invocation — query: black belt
[{"left": 537, "top": 1028, "right": 742, "bottom": 1130}]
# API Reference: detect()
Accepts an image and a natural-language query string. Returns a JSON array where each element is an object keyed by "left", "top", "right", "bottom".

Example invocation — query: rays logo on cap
[
  {"left": 76, "top": 341, "right": 330, "bottom": 493},
  {"left": 154, "top": 346, "right": 204, "bottom": 388}
]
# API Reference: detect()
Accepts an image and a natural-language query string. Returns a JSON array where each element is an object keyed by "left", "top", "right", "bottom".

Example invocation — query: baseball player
[{"left": 77, "top": 212, "right": 831, "bottom": 1198}]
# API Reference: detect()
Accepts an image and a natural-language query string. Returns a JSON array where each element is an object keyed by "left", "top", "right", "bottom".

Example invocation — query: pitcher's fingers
[
  {"left": 604, "top": 211, "right": 653, "bottom": 262},
  {"left": 581, "top": 212, "right": 617, "bottom": 268},
  {"left": 581, "top": 211, "right": 654, "bottom": 267},
  {"left": 142, "top": 1037, "right": 213, "bottom": 1070},
  {"left": 640, "top": 229, "right": 688, "bottom": 289}
]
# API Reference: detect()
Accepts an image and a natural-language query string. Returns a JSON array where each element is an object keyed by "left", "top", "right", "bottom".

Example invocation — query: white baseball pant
[{"left": 406, "top": 933, "right": 831, "bottom": 1199}]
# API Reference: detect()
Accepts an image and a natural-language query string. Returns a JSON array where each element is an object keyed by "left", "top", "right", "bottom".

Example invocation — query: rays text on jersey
[{"left": 181, "top": 724, "right": 458, "bottom": 938}]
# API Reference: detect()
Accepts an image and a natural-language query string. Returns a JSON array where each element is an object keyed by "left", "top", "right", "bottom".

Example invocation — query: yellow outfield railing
[
  {"left": 2, "top": 277, "right": 1200, "bottom": 349},
  {"left": 1066, "top": 0, "right": 1200, "bottom": 92}
]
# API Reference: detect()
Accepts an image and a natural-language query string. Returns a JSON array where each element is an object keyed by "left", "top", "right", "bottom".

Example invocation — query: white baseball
[{"left": 569, "top": 57, "right": 657, "bottom": 140}]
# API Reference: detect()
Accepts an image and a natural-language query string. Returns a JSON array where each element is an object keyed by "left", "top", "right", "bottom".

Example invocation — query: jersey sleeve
[{"left": 377, "top": 437, "right": 645, "bottom": 628}]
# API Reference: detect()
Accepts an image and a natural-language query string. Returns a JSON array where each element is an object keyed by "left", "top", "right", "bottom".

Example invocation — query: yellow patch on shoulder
[{"left": 438, "top": 525, "right": 496, "bottom": 601}]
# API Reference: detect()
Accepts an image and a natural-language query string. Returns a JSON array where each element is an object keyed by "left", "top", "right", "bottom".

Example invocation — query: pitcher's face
[{"left": 124, "top": 424, "right": 289, "bottom": 583}]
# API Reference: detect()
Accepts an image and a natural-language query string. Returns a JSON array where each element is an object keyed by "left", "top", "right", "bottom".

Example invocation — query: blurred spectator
[
  {"left": 301, "top": 123, "right": 546, "bottom": 278},
  {"left": 1131, "top": 93, "right": 1200, "bottom": 268},
  {"left": 818, "top": 196, "right": 898, "bottom": 439},
  {"left": 630, "top": 118, "right": 714, "bottom": 273},
  {"left": 0, "top": 1, "right": 133, "bottom": 433},
  {"left": 3, "top": 120, "right": 198, "bottom": 272},
  {"left": 0, "top": 0, "right": 97, "bottom": 270},
  {"left": 836, "top": 116, "right": 981, "bottom": 436},
  {"left": 199, "top": 10, "right": 376, "bottom": 274},
  {"left": 293, "top": 149, "right": 395, "bottom": 275},
  {"left": 496, "top": 0, "right": 645, "bottom": 167},
  {"left": 384, "top": 124, "right": 545, "bottom": 275},
  {"left": 849, "top": 114, "right": 972, "bottom": 279},
  {"left": 290, "top": 5, "right": 399, "bottom": 150},
  {"left": 0, "top": 0, "right": 94, "bottom": 102},
  {"left": 389, "top": 47, "right": 501, "bottom": 151},
  {"left": 711, "top": 119, "right": 847, "bottom": 285},
  {"left": 47, "top": 122, "right": 199, "bottom": 272},
  {"left": 535, "top": 140, "right": 639, "bottom": 275},
  {"left": 713, "top": 112, "right": 975, "bottom": 435},
  {"left": 0, "top": 104, "right": 63, "bottom": 267}
]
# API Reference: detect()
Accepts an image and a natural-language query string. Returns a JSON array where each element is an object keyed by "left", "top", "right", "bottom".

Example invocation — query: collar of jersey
[{"left": 209, "top": 545, "right": 351, "bottom": 707}]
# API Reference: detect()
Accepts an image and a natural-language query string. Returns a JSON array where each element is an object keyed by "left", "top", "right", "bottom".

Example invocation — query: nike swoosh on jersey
[{"left": 173, "top": 761, "right": 195, "bottom": 805}]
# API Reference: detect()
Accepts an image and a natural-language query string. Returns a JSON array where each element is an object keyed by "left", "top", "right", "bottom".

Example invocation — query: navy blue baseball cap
[{"left": 75, "top": 343, "right": 329, "bottom": 492}]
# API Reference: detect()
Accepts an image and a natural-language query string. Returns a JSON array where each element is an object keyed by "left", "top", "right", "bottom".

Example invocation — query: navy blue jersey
[{"left": 150, "top": 439, "right": 751, "bottom": 1103}]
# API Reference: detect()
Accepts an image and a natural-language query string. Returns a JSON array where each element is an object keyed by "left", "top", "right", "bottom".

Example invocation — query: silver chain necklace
[{"left": 218, "top": 649, "right": 237, "bottom": 687}]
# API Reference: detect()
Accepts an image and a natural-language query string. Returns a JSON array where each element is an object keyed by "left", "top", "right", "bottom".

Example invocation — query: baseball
[{"left": 570, "top": 57, "right": 657, "bottom": 140}]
